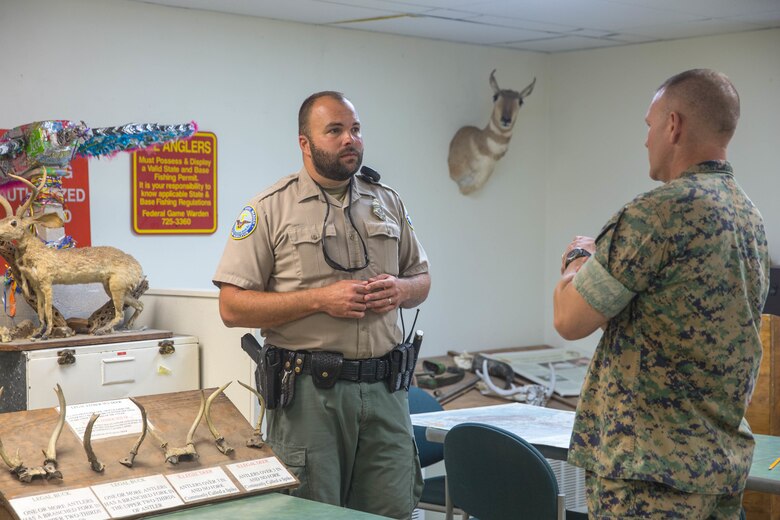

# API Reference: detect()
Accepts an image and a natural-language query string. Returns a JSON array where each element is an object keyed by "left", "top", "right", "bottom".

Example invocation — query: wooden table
[{"left": 0, "top": 388, "right": 295, "bottom": 520}]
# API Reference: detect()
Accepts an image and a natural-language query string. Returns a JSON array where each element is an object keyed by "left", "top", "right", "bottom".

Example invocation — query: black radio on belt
[{"left": 386, "top": 331, "right": 422, "bottom": 393}]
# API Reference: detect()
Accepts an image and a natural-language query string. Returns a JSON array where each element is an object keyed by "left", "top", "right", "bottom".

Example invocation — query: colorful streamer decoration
[{"left": 0, "top": 120, "right": 197, "bottom": 182}]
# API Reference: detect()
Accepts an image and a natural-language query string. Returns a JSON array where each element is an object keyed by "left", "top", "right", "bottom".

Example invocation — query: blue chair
[
  {"left": 408, "top": 386, "right": 467, "bottom": 519},
  {"left": 444, "top": 422, "right": 567, "bottom": 520}
]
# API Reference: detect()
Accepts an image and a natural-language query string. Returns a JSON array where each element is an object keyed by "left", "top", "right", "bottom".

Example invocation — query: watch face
[
  {"left": 566, "top": 248, "right": 583, "bottom": 261},
  {"left": 565, "top": 247, "right": 591, "bottom": 267}
]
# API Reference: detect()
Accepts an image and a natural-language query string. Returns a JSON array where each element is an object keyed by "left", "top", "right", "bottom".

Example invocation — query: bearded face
[{"left": 309, "top": 138, "right": 363, "bottom": 182}]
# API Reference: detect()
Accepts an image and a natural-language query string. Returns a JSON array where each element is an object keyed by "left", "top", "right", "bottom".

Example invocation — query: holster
[
  {"left": 311, "top": 351, "right": 343, "bottom": 389},
  {"left": 387, "top": 342, "right": 414, "bottom": 393},
  {"left": 241, "top": 333, "right": 283, "bottom": 409}
]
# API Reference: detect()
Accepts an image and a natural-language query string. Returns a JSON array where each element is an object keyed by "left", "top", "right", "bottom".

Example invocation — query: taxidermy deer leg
[{"left": 122, "top": 295, "right": 144, "bottom": 330}]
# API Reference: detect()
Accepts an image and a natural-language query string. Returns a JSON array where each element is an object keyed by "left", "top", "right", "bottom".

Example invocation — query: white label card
[
  {"left": 226, "top": 457, "right": 297, "bottom": 491},
  {"left": 166, "top": 466, "right": 240, "bottom": 502},
  {"left": 91, "top": 474, "right": 183, "bottom": 517},
  {"left": 64, "top": 399, "right": 151, "bottom": 441},
  {"left": 10, "top": 487, "right": 109, "bottom": 520}
]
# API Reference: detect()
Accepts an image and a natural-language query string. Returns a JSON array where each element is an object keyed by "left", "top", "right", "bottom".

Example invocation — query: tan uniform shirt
[{"left": 213, "top": 168, "right": 429, "bottom": 359}]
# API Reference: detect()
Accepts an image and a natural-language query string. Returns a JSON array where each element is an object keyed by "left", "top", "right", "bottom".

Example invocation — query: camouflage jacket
[{"left": 568, "top": 161, "right": 769, "bottom": 493}]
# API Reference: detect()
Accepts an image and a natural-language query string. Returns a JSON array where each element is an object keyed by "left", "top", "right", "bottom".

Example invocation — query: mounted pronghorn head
[
  {"left": 447, "top": 70, "right": 537, "bottom": 195},
  {"left": 489, "top": 69, "right": 536, "bottom": 130}
]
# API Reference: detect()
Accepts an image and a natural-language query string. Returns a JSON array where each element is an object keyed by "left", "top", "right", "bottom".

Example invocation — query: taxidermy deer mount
[
  {"left": 0, "top": 169, "right": 147, "bottom": 340},
  {"left": 448, "top": 69, "right": 536, "bottom": 195}
]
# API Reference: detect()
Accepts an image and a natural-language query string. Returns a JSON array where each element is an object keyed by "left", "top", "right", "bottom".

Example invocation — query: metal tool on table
[{"left": 415, "top": 360, "right": 465, "bottom": 390}]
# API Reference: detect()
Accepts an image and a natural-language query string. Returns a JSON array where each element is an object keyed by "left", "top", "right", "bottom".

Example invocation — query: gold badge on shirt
[{"left": 372, "top": 198, "right": 386, "bottom": 221}]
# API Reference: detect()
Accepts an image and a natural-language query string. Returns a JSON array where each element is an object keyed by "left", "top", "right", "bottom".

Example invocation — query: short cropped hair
[
  {"left": 298, "top": 91, "right": 348, "bottom": 138},
  {"left": 657, "top": 69, "right": 740, "bottom": 137}
]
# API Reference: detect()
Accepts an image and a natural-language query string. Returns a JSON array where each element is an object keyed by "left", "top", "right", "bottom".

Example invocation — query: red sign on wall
[
  {"left": 132, "top": 132, "right": 217, "bottom": 234},
  {"left": 0, "top": 137, "right": 91, "bottom": 247}
]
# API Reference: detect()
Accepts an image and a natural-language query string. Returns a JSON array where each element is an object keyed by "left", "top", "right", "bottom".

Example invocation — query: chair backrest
[
  {"left": 444, "top": 422, "right": 561, "bottom": 520},
  {"left": 408, "top": 386, "right": 444, "bottom": 468}
]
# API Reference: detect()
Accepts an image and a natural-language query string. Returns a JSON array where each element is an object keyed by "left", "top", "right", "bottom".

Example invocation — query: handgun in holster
[{"left": 241, "top": 333, "right": 282, "bottom": 409}]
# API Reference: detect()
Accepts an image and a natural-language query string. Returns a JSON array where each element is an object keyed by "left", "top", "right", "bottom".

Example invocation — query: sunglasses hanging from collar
[{"left": 318, "top": 178, "right": 369, "bottom": 272}]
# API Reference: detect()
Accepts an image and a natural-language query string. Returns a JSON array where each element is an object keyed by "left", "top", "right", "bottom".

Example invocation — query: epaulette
[{"left": 255, "top": 173, "right": 298, "bottom": 203}]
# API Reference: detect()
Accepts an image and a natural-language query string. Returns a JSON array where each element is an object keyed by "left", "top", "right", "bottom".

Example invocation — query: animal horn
[
  {"left": 239, "top": 380, "right": 267, "bottom": 448},
  {"left": 489, "top": 69, "right": 500, "bottom": 93},
  {"left": 10, "top": 167, "right": 47, "bottom": 218},
  {"left": 0, "top": 193, "right": 12, "bottom": 218},
  {"left": 519, "top": 77, "right": 537, "bottom": 99},
  {"left": 204, "top": 382, "right": 234, "bottom": 455},
  {"left": 42, "top": 384, "right": 66, "bottom": 471},
  {"left": 119, "top": 397, "right": 148, "bottom": 468}
]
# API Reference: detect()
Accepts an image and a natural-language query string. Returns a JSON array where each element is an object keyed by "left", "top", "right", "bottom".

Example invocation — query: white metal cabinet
[{"left": 24, "top": 335, "right": 199, "bottom": 409}]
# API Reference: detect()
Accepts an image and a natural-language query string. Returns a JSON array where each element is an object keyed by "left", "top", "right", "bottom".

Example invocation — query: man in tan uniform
[{"left": 213, "top": 91, "right": 430, "bottom": 519}]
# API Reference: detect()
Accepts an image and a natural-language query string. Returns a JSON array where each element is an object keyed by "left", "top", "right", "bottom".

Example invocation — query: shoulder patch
[
  {"left": 405, "top": 213, "right": 414, "bottom": 230},
  {"left": 231, "top": 206, "right": 257, "bottom": 240}
]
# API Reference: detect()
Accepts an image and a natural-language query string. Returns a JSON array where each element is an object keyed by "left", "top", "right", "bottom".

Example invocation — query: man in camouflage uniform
[{"left": 553, "top": 69, "right": 769, "bottom": 518}]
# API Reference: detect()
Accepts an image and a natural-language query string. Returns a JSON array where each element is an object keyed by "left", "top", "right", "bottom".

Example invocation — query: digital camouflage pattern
[
  {"left": 569, "top": 161, "right": 769, "bottom": 494},
  {"left": 585, "top": 471, "right": 743, "bottom": 519}
]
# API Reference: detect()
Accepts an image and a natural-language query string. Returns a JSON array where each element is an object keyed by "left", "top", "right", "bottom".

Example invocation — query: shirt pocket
[
  {"left": 288, "top": 224, "right": 336, "bottom": 284},
  {"left": 364, "top": 220, "right": 400, "bottom": 275}
]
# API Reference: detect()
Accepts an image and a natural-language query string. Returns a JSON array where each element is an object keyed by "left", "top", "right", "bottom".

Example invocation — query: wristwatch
[{"left": 564, "top": 247, "right": 591, "bottom": 270}]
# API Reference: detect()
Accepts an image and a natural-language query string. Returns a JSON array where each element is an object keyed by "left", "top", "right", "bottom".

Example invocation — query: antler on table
[
  {"left": 238, "top": 380, "right": 267, "bottom": 448},
  {"left": 0, "top": 385, "right": 66, "bottom": 482},
  {"left": 148, "top": 390, "right": 205, "bottom": 464},
  {"left": 41, "top": 383, "right": 66, "bottom": 477},
  {"left": 83, "top": 413, "right": 105, "bottom": 472},
  {"left": 204, "top": 382, "right": 234, "bottom": 455},
  {"left": 119, "top": 397, "right": 148, "bottom": 468}
]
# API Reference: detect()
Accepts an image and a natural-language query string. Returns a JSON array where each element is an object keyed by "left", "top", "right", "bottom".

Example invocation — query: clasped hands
[{"left": 323, "top": 274, "right": 402, "bottom": 319}]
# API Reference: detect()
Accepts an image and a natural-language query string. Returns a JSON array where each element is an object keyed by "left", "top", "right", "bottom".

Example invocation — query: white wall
[
  {"left": 543, "top": 28, "right": 780, "bottom": 352},
  {"left": 1, "top": 0, "right": 549, "bottom": 356}
]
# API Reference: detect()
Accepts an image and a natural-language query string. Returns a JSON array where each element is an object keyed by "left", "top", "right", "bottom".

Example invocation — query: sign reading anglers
[{"left": 132, "top": 131, "right": 217, "bottom": 234}]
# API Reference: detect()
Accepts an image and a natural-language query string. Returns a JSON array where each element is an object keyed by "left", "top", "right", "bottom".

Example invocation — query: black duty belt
[{"left": 298, "top": 352, "right": 391, "bottom": 384}]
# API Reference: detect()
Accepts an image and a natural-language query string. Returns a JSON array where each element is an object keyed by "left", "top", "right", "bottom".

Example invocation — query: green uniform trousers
[{"left": 267, "top": 375, "right": 423, "bottom": 519}]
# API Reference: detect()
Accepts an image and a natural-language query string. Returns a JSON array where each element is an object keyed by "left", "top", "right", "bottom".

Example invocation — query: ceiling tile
[
  {"left": 501, "top": 35, "right": 625, "bottom": 53},
  {"left": 628, "top": 18, "right": 769, "bottom": 39},
  {"left": 604, "top": 0, "right": 780, "bottom": 19},
  {"left": 130, "top": 0, "right": 780, "bottom": 52},
  {"left": 464, "top": 0, "right": 703, "bottom": 31},
  {"left": 335, "top": 15, "right": 552, "bottom": 45}
]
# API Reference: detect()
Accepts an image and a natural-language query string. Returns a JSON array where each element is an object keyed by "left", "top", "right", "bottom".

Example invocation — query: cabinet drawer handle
[
  {"left": 57, "top": 349, "right": 76, "bottom": 365},
  {"left": 158, "top": 340, "right": 175, "bottom": 355}
]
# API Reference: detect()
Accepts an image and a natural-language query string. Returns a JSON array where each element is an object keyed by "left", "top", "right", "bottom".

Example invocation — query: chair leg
[
  {"left": 557, "top": 494, "right": 566, "bottom": 520},
  {"left": 445, "top": 476, "right": 454, "bottom": 520}
]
